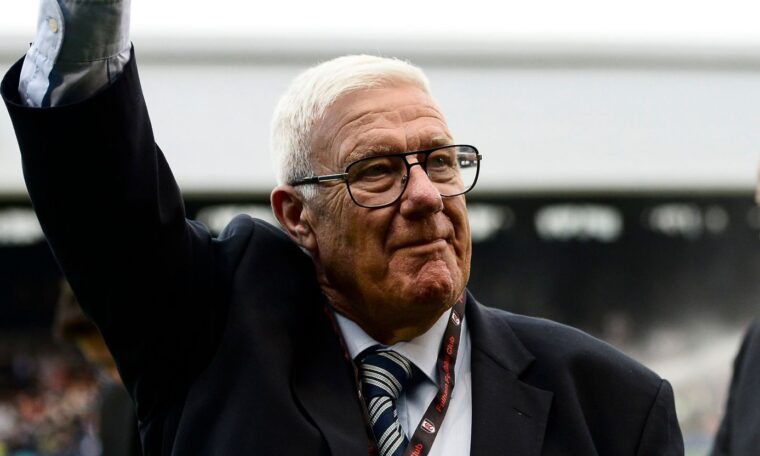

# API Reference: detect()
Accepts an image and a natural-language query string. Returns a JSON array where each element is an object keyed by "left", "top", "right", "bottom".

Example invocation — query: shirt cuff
[{"left": 19, "top": 0, "right": 131, "bottom": 107}]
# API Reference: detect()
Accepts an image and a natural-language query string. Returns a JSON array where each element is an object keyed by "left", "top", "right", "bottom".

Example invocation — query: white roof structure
[{"left": 2, "top": 0, "right": 760, "bottom": 195}]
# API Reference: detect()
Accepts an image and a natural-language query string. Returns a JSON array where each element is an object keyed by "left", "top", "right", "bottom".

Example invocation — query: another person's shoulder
[
  {"left": 741, "top": 317, "right": 760, "bottom": 346},
  {"left": 730, "top": 316, "right": 760, "bottom": 378},
  {"left": 711, "top": 317, "right": 760, "bottom": 456}
]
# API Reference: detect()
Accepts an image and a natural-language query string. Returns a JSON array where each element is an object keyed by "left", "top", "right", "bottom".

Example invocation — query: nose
[{"left": 399, "top": 164, "right": 444, "bottom": 218}]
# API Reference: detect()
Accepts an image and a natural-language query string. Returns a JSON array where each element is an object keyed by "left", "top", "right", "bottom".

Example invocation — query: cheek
[
  {"left": 316, "top": 201, "right": 391, "bottom": 267},
  {"left": 448, "top": 203, "right": 472, "bottom": 288},
  {"left": 447, "top": 201, "right": 471, "bottom": 255}
]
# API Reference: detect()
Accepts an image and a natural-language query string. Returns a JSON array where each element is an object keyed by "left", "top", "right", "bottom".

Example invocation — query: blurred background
[{"left": 2, "top": 0, "right": 760, "bottom": 454}]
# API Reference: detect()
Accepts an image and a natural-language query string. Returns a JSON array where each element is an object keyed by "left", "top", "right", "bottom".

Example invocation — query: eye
[
  {"left": 428, "top": 150, "right": 456, "bottom": 170},
  {"left": 362, "top": 162, "right": 392, "bottom": 177},
  {"left": 348, "top": 156, "right": 401, "bottom": 183}
]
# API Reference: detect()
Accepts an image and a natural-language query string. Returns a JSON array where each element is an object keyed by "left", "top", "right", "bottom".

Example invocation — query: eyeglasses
[{"left": 290, "top": 144, "right": 482, "bottom": 208}]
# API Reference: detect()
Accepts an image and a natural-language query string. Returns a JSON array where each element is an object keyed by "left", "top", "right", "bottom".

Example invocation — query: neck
[
  {"left": 326, "top": 291, "right": 447, "bottom": 345},
  {"left": 315, "top": 265, "right": 452, "bottom": 344},
  {"left": 358, "top": 314, "right": 443, "bottom": 345}
]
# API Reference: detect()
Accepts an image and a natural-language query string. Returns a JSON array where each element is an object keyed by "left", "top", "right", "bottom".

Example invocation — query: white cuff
[{"left": 18, "top": 0, "right": 131, "bottom": 107}]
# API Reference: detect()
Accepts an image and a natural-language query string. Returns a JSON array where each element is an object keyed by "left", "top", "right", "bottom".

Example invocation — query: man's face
[{"left": 305, "top": 84, "right": 471, "bottom": 341}]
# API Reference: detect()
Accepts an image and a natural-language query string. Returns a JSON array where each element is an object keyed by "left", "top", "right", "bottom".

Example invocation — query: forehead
[{"left": 311, "top": 84, "right": 453, "bottom": 165}]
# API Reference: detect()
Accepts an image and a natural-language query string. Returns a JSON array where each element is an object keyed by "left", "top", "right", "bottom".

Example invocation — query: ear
[{"left": 271, "top": 185, "right": 318, "bottom": 252}]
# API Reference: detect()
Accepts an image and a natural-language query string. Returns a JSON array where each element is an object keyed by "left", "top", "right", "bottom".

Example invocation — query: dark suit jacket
[
  {"left": 712, "top": 319, "right": 760, "bottom": 455},
  {"left": 2, "top": 50, "right": 683, "bottom": 455}
]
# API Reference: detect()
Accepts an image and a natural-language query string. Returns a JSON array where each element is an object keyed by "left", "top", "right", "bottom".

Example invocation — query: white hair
[{"left": 270, "top": 54, "right": 431, "bottom": 201}]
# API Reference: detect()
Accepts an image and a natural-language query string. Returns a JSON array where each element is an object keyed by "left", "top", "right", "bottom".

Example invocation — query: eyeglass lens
[{"left": 346, "top": 145, "right": 479, "bottom": 208}]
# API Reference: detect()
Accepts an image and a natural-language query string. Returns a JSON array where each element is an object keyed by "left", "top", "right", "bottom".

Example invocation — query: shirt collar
[{"left": 334, "top": 309, "right": 455, "bottom": 386}]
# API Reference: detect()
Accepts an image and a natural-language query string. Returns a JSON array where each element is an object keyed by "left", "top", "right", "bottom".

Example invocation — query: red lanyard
[{"left": 404, "top": 295, "right": 465, "bottom": 456}]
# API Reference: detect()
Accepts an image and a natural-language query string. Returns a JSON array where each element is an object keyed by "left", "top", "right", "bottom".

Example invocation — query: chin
[{"left": 403, "top": 260, "right": 460, "bottom": 308}]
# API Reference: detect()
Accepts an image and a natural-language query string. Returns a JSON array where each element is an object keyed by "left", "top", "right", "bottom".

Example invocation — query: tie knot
[{"left": 359, "top": 350, "right": 414, "bottom": 400}]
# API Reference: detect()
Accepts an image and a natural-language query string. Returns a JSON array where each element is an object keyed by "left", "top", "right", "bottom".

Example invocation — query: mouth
[{"left": 396, "top": 238, "right": 450, "bottom": 250}]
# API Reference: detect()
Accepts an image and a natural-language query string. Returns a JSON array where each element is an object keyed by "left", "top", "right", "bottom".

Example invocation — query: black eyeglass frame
[{"left": 289, "top": 144, "right": 482, "bottom": 209}]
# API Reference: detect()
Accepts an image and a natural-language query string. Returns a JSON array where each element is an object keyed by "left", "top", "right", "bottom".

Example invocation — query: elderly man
[{"left": 3, "top": 1, "right": 683, "bottom": 454}]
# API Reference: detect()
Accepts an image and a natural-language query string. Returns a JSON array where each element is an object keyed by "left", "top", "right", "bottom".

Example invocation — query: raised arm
[{"left": 3, "top": 1, "right": 227, "bottom": 425}]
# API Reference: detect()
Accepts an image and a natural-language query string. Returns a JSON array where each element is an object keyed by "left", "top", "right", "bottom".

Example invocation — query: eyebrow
[
  {"left": 345, "top": 136, "right": 456, "bottom": 165},
  {"left": 345, "top": 144, "right": 400, "bottom": 163},
  {"left": 430, "top": 136, "right": 454, "bottom": 147}
]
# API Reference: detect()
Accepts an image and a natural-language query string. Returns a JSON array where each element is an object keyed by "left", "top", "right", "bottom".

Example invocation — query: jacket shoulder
[
  {"left": 211, "top": 214, "right": 314, "bottom": 283},
  {"left": 212, "top": 213, "right": 301, "bottom": 258},
  {"left": 471, "top": 305, "right": 664, "bottom": 396},
  {"left": 477, "top": 306, "right": 681, "bottom": 452},
  {"left": 216, "top": 214, "right": 287, "bottom": 241}
]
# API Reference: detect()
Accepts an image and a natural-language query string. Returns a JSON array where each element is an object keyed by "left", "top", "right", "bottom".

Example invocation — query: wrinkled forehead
[{"left": 310, "top": 84, "right": 453, "bottom": 167}]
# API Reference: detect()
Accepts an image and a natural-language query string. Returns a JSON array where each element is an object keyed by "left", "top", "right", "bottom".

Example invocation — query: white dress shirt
[{"left": 336, "top": 310, "right": 472, "bottom": 455}]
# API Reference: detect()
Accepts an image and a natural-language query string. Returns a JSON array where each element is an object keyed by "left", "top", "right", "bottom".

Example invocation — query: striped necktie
[{"left": 359, "top": 349, "right": 414, "bottom": 456}]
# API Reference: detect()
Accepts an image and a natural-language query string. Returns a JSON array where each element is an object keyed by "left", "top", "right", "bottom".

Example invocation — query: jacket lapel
[
  {"left": 291, "top": 303, "right": 369, "bottom": 455},
  {"left": 467, "top": 293, "right": 553, "bottom": 456}
]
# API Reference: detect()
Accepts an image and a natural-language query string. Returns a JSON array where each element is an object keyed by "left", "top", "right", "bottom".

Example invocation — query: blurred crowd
[{"left": 0, "top": 336, "right": 101, "bottom": 456}]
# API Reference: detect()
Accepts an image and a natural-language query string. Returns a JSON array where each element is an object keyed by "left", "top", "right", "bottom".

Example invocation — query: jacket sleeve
[
  {"left": 635, "top": 379, "right": 684, "bottom": 456},
  {"left": 2, "top": 48, "right": 224, "bottom": 422}
]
